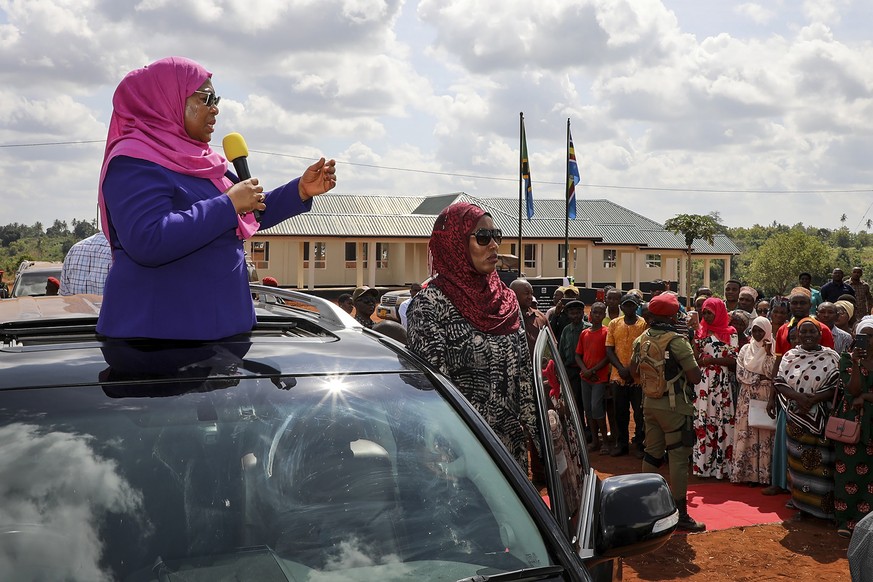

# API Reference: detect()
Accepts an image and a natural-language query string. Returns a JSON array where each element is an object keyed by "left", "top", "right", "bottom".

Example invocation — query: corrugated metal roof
[{"left": 259, "top": 193, "right": 740, "bottom": 254}]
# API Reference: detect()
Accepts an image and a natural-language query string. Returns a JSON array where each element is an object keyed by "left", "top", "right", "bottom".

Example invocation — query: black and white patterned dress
[{"left": 407, "top": 285, "right": 539, "bottom": 471}]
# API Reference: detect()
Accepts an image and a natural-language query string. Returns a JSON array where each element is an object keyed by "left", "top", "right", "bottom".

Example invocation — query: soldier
[{"left": 630, "top": 292, "right": 706, "bottom": 532}]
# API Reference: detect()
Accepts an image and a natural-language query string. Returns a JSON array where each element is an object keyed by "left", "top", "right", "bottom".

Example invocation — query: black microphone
[{"left": 222, "top": 132, "right": 261, "bottom": 221}]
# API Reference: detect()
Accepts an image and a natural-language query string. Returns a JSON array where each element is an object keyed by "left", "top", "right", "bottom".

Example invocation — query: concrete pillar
[
  {"left": 368, "top": 242, "right": 377, "bottom": 288},
  {"left": 704, "top": 258, "right": 711, "bottom": 288},
  {"left": 296, "top": 242, "right": 305, "bottom": 289},
  {"left": 633, "top": 251, "right": 641, "bottom": 290},
  {"left": 724, "top": 255, "right": 732, "bottom": 284},
  {"left": 586, "top": 244, "right": 593, "bottom": 288},
  {"left": 615, "top": 251, "right": 623, "bottom": 290}
]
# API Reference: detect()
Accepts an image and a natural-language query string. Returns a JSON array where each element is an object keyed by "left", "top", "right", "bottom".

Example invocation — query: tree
[
  {"left": 72, "top": 218, "right": 98, "bottom": 239},
  {"left": 664, "top": 213, "right": 721, "bottom": 308},
  {"left": 45, "top": 219, "right": 69, "bottom": 237},
  {"left": 746, "top": 231, "right": 832, "bottom": 296}
]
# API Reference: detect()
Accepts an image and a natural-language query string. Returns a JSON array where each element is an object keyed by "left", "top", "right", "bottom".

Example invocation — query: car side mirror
[{"left": 595, "top": 473, "right": 677, "bottom": 559}]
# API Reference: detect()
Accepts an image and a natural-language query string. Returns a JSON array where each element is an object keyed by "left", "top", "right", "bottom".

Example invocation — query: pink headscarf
[
  {"left": 697, "top": 297, "right": 736, "bottom": 344},
  {"left": 429, "top": 203, "right": 519, "bottom": 335},
  {"left": 98, "top": 57, "right": 257, "bottom": 241}
]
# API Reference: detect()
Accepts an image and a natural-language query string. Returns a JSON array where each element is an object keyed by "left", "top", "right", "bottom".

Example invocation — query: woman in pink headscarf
[
  {"left": 96, "top": 57, "right": 336, "bottom": 340},
  {"left": 406, "top": 202, "right": 540, "bottom": 472},
  {"left": 691, "top": 297, "right": 739, "bottom": 479}
]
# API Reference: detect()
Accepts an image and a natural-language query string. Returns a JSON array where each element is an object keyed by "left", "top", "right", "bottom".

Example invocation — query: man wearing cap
[
  {"left": 630, "top": 293, "right": 705, "bottom": 532},
  {"left": 605, "top": 293, "right": 648, "bottom": 457},
  {"left": 511, "top": 278, "right": 551, "bottom": 356},
  {"left": 798, "top": 272, "right": 822, "bottom": 315},
  {"left": 45, "top": 277, "right": 60, "bottom": 296},
  {"left": 352, "top": 286, "right": 379, "bottom": 329},
  {"left": 550, "top": 285, "right": 581, "bottom": 341}
]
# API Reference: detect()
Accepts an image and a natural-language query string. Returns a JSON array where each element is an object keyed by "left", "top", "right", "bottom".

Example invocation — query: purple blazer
[{"left": 97, "top": 156, "right": 310, "bottom": 340}]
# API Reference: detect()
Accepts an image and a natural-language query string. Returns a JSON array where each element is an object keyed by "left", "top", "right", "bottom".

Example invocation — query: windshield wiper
[{"left": 456, "top": 564, "right": 565, "bottom": 582}]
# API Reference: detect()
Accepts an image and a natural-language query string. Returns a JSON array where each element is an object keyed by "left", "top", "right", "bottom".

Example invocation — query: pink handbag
[
  {"left": 825, "top": 415, "right": 861, "bottom": 444},
  {"left": 825, "top": 389, "right": 862, "bottom": 444}
]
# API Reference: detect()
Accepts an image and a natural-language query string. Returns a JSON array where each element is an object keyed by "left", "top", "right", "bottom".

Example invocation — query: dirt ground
[{"left": 593, "top": 449, "right": 852, "bottom": 581}]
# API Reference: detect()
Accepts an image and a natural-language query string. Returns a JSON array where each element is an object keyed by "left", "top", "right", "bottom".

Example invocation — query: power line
[{"left": 3, "top": 138, "right": 872, "bottom": 196}]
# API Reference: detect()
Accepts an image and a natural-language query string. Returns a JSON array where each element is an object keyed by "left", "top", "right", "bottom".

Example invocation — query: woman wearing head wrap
[
  {"left": 833, "top": 315, "right": 873, "bottom": 537},
  {"left": 692, "top": 297, "right": 739, "bottom": 480},
  {"left": 730, "top": 316, "right": 777, "bottom": 485},
  {"left": 773, "top": 317, "right": 840, "bottom": 521},
  {"left": 407, "top": 203, "right": 540, "bottom": 472},
  {"left": 835, "top": 299, "right": 855, "bottom": 335},
  {"left": 96, "top": 57, "right": 336, "bottom": 340}
]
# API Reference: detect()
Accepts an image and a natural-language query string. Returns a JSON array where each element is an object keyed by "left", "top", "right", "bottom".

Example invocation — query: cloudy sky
[{"left": 2, "top": 0, "right": 872, "bottom": 231}]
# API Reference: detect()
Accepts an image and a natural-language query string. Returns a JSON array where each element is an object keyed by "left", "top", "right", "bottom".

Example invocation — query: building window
[
  {"left": 376, "top": 243, "right": 389, "bottom": 270},
  {"left": 303, "top": 241, "right": 326, "bottom": 269},
  {"left": 602, "top": 249, "right": 616, "bottom": 269},
  {"left": 524, "top": 244, "right": 536, "bottom": 270},
  {"left": 345, "top": 242, "right": 357, "bottom": 269},
  {"left": 558, "top": 245, "right": 576, "bottom": 270},
  {"left": 251, "top": 241, "right": 269, "bottom": 269},
  {"left": 645, "top": 254, "right": 662, "bottom": 268}
]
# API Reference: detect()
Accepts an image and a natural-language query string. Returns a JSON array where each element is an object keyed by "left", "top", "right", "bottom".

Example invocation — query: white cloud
[
  {"left": 0, "top": 423, "right": 144, "bottom": 581},
  {"left": 735, "top": 3, "right": 777, "bottom": 25},
  {"left": 1, "top": 0, "right": 872, "bottom": 230}
]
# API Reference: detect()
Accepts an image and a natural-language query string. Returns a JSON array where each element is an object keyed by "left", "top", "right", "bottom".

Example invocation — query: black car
[{"left": 0, "top": 287, "right": 677, "bottom": 581}]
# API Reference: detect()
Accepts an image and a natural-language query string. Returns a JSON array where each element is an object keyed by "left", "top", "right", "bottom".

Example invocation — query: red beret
[
  {"left": 262, "top": 277, "right": 279, "bottom": 286},
  {"left": 47, "top": 277, "right": 60, "bottom": 287},
  {"left": 648, "top": 293, "right": 679, "bottom": 317}
]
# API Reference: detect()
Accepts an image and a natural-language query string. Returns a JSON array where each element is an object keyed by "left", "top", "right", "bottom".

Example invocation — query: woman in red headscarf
[
  {"left": 96, "top": 57, "right": 336, "bottom": 340},
  {"left": 691, "top": 297, "right": 739, "bottom": 479},
  {"left": 407, "top": 203, "right": 540, "bottom": 471}
]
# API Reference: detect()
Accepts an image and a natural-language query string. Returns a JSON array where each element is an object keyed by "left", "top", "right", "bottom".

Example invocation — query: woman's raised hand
[{"left": 299, "top": 158, "right": 337, "bottom": 201}]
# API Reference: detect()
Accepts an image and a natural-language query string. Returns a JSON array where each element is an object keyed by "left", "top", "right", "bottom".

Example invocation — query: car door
[{"left": 531, "top": 327, "right": 599, "bottom": 560}]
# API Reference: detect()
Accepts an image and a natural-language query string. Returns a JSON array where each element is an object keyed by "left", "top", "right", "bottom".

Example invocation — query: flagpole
[
  {"left": 564, "top": 118, "right": 570, "bottom": 279},
  {"left": 518, "top": 112, "right": 523, "bottom": 275}
]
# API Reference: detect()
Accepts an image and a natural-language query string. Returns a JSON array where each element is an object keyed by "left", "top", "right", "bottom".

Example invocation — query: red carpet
[{"left": 685, "top": 482, "right": 795, "bottom": 532}]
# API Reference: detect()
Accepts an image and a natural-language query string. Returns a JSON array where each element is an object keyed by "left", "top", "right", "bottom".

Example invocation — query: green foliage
[
  {"left": 0, "top": 221, "right": 95, "bottom": 282},
  {"left": 746, "top": 230, "right": 833, "bottom": 295},
  {"left": 664, "top": 213, "right": 723, "bottom": 306},
  {"left": 664, "top": 214, "right": 720, "bottom": 247}
]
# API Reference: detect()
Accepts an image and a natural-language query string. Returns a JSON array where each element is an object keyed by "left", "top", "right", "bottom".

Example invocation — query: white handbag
[{"left": 748, "top": 399, "right": 776, "bottom": 430}]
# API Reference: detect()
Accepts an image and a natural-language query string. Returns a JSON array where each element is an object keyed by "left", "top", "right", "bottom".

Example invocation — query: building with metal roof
[{"left": 253, "top": 193, "right": 739, "bottom": 296}]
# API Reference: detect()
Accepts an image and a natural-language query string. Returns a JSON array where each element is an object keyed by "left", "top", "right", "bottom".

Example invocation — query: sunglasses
[
  {"left": 193, "top": 90, "right": 221, "bottom": 108},
  {"left": 470, "top": 228, "right": 503, "bottom": 246}
]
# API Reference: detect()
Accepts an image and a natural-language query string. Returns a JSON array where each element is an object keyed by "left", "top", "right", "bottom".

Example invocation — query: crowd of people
[
  {"left": 324, "top": 208, "right": 872, "bottom": 541},
  {"left": 523, "top": 272, "right": 873, "bottom": 538}
]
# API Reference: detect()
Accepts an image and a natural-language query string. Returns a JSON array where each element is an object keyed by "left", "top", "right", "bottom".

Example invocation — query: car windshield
[
  {"left": 13, "top": 269, "right": 61, "bottom": 296},
  {"left": 0, "top": 371, "right": 553, "bottom": 581}
]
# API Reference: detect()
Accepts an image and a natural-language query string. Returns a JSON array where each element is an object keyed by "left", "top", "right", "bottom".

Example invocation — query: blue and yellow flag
[
  {"left": 521, "top": 120, "right": 533, "bottom": 220},
  {"left": 567, "top": 129, "right": 580, "bottom": 220}
]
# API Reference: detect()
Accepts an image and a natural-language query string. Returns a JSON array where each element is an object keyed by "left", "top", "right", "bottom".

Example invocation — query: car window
[
  {"left": 12, "top": 269, "right": 61, "bottom": 297},
  {"left": 0, "top": 372, "right": 555, "bottom": 581},
  {"left": 533, "top": 328, "right": 593, "bottom": 548}
]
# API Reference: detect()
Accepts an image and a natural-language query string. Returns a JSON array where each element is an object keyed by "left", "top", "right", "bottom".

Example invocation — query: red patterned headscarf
[
  {"left": 429, "top": 203, "right": 519, "bottom": 335},
  {"left": 697, "top": 296, "right": 736, "bottom": 343}
]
